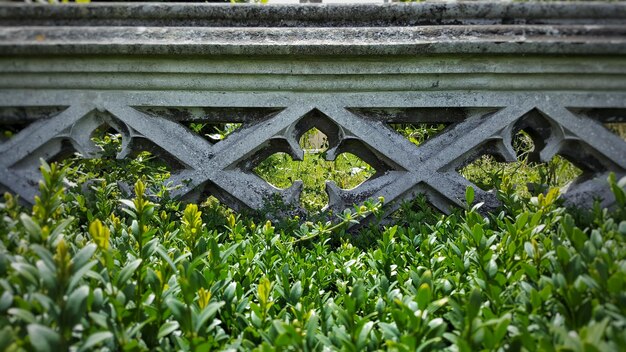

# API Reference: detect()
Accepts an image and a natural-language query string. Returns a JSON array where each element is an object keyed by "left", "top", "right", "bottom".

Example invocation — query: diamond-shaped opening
[
  {"left": 59, "top": 137, "right": 186, "bottom": 190},
  {"left": 67, "top": 110, "right": 186, "bottom": 173},
  {"left": 179, "top": 121, "right": 243, "bottom": 144},
  {"left": 511, "top": 109, "right": 562, "bottom": 163},
  {"left": 291, "top": 109, "right": 343, "bottom": 152},
  {"left": 511, "top": 129, "right": 538, "bottom": 161},
  {"left": 253, "top": 128, "right": 375, "bottom": 212},
  {"left": 388, "top": 123, "right": 449, "bottom": 147},
  {"left": 299, "top": 127, "right": 329, "bottom": 152},
  {"left": 90, "top": 122, "right": 124, "bottom": 157},
  {"left": 0, "top": 106, "right": 67, "bottom": 142},
  {"left": 459, "top": 131, "right": 583, "bottom": 197},
  {"left": 457, "top": 107, "right": 616, "bottom": 197}
]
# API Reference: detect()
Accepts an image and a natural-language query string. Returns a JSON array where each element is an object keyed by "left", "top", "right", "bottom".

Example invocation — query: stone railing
[{"left": 0, "top": 2, "right": 625, "bottom": 216}]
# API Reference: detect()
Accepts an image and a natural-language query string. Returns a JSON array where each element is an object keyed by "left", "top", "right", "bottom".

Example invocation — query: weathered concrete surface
[
  {"left": 0, "top": 2, "right": 625, "bottom": 56},
  {"left": 1, "top": 2, "right": 625, "bottom": 27},
  {"left": 0, "top": 2, "right": 625, "bottom": 216},
  {"left": 2, "top": 25, "right": 626, "bottom": 56}
]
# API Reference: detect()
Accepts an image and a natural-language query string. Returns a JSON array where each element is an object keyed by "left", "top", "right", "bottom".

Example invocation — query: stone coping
[
  {"left": 1, "top": 2, "right": 625, "bottom": 27},
  {"left": 0, "top": 2, "right": 625, "bottom": 56}
]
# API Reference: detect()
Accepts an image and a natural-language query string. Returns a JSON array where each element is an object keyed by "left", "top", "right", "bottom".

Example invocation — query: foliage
[
  {"left": 255, "top": 128, "right": 374, "bottom": 213},
  {"left": 461, "top": 154, "right": 582, "bottom": 198},
  {"left": 255, "top": 152, "right": 374, "bottom": 213},
  {"left": 1, "top": 140, "right": 626, "bottom": 351},
  {"left": 253, "top": 124, "right": 595, "bottom": 215}
]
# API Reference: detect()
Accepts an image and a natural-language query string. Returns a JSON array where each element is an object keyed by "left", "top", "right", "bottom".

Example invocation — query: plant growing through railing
[{"left": 1, "top": 136, "right": 626, "bottom": 350}]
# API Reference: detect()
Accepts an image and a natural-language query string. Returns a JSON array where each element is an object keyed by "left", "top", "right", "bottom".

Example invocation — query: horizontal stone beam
[
  {"left": 0, "top": 2, "right": 625, "bottom": 56},
  {"left": 1, "top": 2, "right": 625, "bottom": 27}
]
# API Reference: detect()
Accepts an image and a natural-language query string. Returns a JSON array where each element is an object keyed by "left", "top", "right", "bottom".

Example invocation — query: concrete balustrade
[{"left": 0, "top": 2, "right": 625, "bottom": 215}]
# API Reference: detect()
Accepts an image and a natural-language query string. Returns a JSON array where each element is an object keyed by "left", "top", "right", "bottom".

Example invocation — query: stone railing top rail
[{"left": 1, "top": 2, "right": 625, "bottom": 56}]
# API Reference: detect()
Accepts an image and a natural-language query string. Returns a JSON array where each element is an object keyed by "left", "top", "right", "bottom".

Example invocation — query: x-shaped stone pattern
[{"left": 1, "top": 100, "right": 625, "bottom": 217}]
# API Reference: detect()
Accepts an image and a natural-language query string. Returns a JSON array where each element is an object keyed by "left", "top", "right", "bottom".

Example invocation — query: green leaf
[
  {"left": 471, "top": 224, "right": 484, "bottom": 245},
  {"left": 68, "top": 260, "right": 97, "bottom": 292},
  {"left": 89, "top": 312, "right": 108, "bottom": 329},
  {"left": 27, "top": 324, "right": 61, "bottom": 352},
  {"left": 10, "top": 262, "right": 39, "bottom": 286},
  {"left": 195, "top": 301, "right": 225, "bottom": 333},
  {"left": 465, "top": 186, "right": 475, "bottom": 207},
  {"left": 30, "top": 245, "right": 55, "bottom": 271},
  {"left": 426, "top": 297, "right": 449, "bottom": 314},
  {"left": 356, "top": 321, "right": 374, "bottom": 350},
  {"left": 48, "top": 217, "right": 74, "bottom": 243},
  {"left": 130, "top": 220, "right": 140, "bottom": 238},
  {"left": 524, "top": 242, "right": 534, "bottom": 258},
  {"left": 79, "top": 331, "right": 113, "bottom": 352},
  {"left": 467, "top": 289, "right": 482, "bottom": 321},
  {"left": 486, "top": 259, "right": 498, "bottom": 278},
  {"left": 66, "top": 285, "right": 90, "bottom": 325},
  {"left": 516, "top": 212, "right": 529, "bottom": 230},
  {"left": 0, "top": 326, "right": 14, "bottom": 352},
  {"left": 8, "top": 308, "right": 36, "bottom": 324},
  {"left": 165, "top": 298, "right": 187, "bottom": 325},
  {"left": 158, "top": 321, "right": 180, "bottom": 339},
  {"left": 119, "top": 199, "right": 136, "bottom": 212},
  {"left": 70, "top": 244, "right": 97, "bottom": 273},
  {"left": 571, "top": 228, "right": 587, "bottom": 251},
  {"left": 607, "top": 273, "right": 623, "bottom": 294},
  {"left": 223, "top": 282, "right": 236, "bottom": 303},
  {"left": 381, "top": 322, "right": 401, "bottom": 341},
  {"left": 609, "top": 172, "right": 626, "bottom": 206},
  {"left": 520, "top": 263, "right": 538, "bottom": 281},
  {"left": 590, "top": 230, "right": 603, "bottom": 249},
  {"left": 0, "top": 291, "right": 13, "bottom": 312},
  {"left": 20, "top": 214, "right": 41, "bottom": 240},
  {"left": 126, "top": 318, "right": 155, "bottom": 338},
  {"left": 258, "top": 276, "right": 272, "bottom": 306},
  {"left": 350, "top": 281, "right": 366, "bottom": 310},
  {"left": 116, "top": 259, "right": 142, "bottom": 287},
  {"left": 155, "top": 246, "right": 177, "bottom": 272},
  {"left": 416, "top": 283, "right": 432, "bottom": 310},
  {"left": 289, "top": 281, "right": 303, "bottom": 303},
  {"left": 493, "top": 315, "right": 511, "bottom": 344},
  {"left": 556, "top": 245, "right": 571, "bottom": 264}
]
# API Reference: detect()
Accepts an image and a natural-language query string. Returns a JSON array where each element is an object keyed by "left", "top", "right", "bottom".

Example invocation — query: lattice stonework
[{"left": 1, "top": 2, "right": 625, "bottom": 216}]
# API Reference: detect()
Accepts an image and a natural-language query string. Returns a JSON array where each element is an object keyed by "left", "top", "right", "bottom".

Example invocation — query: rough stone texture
[
  {"left": 1, "top": 2, "right": 625, "bottom": 27},
  {"left": 0, "top": 2, "right": 625, "bottom": 56},
  {"left": 0, "top": 2, "right": 625, "bottom": 217}
]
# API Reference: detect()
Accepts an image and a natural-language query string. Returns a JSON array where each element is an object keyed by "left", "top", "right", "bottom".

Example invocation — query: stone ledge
[
  {"left": 1, "top": 25, "right": 625, "bottom": 56},
  {"left": 1, "top": 2, "right": 625, "bottom": 27},
  {"left": 0, "top": 2, "right": 625, "bottom": 56}
]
